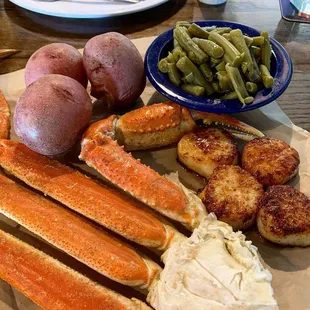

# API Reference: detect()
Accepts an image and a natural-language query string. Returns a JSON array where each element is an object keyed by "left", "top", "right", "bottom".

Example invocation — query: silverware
[
  {"left": 33, "top": 0, "right": 143, "bottom": 3},
  {"left": 0, "top": 49, "right": 20, "bottom": 60}
]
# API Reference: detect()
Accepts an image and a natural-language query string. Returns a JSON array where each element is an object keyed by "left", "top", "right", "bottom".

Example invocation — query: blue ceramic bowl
[{"left": 145, "top": 20, "right": 293, "bottom": 113}]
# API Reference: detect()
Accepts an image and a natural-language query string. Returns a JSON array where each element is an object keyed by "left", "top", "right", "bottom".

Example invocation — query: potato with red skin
[
  {"left": 25, "top": 43, "right": 88, "bottom": 88},
  {"left": 83, "top": 32, "right": 146, "bottom": 108},
  {"left": 14, "top": 74, "right": 92, "bottom": 156}
]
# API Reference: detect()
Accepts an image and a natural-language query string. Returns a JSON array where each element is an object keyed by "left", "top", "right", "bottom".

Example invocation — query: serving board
[{"left": 0, "top": 37, "right": 309, "bottom": 310}]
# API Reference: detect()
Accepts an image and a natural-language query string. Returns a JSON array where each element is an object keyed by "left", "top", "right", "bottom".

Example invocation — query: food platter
[
  {"left": 9, "top": 0, "right": 168, "bottom": 19},
  {"left": 0, "top": 36, "right": 309, "bottom": 310}
]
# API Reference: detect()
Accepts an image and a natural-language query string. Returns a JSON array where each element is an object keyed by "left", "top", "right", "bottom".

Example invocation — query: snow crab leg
[{"left": 80, "top": 102, "right": 264, "bottom": 230}]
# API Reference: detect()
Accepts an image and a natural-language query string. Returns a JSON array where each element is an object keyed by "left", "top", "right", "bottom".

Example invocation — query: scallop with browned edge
[
  {"left": 199, "top": 165, "right": 264, "bottom": 231},
  {"left": 257, "top": 185, "right": 310, "bottom": 247},
  {"left": 242, "top": 137, "right": 300, "bottom": 186},
  {"left": 177, "top": 128, "right": 238, "bottom": 179}
]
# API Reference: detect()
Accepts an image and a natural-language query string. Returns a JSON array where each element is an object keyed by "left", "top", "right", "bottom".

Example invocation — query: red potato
[
  {"left": 25, "top": 43, "right": 88, "bottom": 88},
  {"left": 14, "top": 74, "right": 92, "bottom": 156},
  {"left": 83, "top": 32, "right": 146, "bottom": 108}
]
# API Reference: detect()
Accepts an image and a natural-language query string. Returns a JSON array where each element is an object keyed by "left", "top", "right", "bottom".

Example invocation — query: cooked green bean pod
[
  {"left": 167, "top": 63, "right": 181, "bottom": 86},
  {"left": 230, "top": 29, "right": 253, "bottom": 73},
  {"left": 246, "top": 82, "right": 258, "bottom": 94},
  {"left": 192, "top": 38, "right": 224, "bottom": 59},
  {"left": 188, "top": 23, "right": 210, "bottom": 39},
  {"left": 211, "top": 27, "right": 232, "bottom": 34},
  {"left": 158, "top": 58, "right": 169, "bottom": 73},
  {"left": 177, "top": 56, "right": 214, "bottom": 95},
  {"left": 215, "top": 60, "right": 226, "bottom": 72},
  {"left": 259, "top": 64, "right": 274, "bottom": 88},
  {"left": 176, "top": 21, "right": 191, "bottom": 28},
  {"left": 217, "top": 71, "right": 233, "bottom": 91},
  {"left": 181, "top": 84, "right": 205, "bottom": 96},
  {"left": 209, "top": 31, "right": 243, "bottom": 67},
  {"left": 174, "top": 27, "right": 209, "bottom": 65},
  {"left": 222, "top": 33, "right": 253, "bottom": 46},
  {"left": 251, "top": 36, "right": 265, "bottom": 46},
  {"left": 211, "top": 81, "right": 223, "bottom": 93},
  {"left": 251, "top": 46, "right": 261, "bottom": 59},
  {"left": 261, "top": 31, "right": 272, "bottom": 71},
  {"left": 174, "top": 39, "right": 180, "bottom": 48},
  {"left": 210, "top": 57, "right": 223, "bottom": 68},
  {"left": 221, "top": 91, "right": 238, "bottom": 99},
  {"left": 182, "top": 72, "right": 194, "bottom": 84},
  {"left": 199, "top": 63, "right": 213, "bottom": 82},
  {"left": 225, "top": 64, "right": 254, "bottom": 105},
  {"left": 172, "top": 46, "right": 187, "bottom": 62}
]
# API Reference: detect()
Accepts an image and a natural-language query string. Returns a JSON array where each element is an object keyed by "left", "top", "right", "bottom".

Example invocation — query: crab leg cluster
[{"left": 80, "top": 102, "right": 264, "bottom": 230}]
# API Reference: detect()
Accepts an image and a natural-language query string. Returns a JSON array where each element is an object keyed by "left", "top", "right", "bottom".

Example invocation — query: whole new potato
[
  {"left": 14, "top": 74, "right": 92, "bottom": 156},
  {"left": 25, "top": 43, "right": 88, "bottom": 88},
  {"left": 83, "top": 32, "right": 146, "bottom": 108}
]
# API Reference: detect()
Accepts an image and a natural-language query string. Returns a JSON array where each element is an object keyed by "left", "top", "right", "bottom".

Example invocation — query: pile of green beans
[{"left": 158, "top": 22, "right": 274, "bottom": 106}]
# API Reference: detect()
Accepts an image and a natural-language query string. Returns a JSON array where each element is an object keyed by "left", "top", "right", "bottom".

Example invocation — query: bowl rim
[{"left": 145, "top": 20, "right": 293, "bottom": 114}]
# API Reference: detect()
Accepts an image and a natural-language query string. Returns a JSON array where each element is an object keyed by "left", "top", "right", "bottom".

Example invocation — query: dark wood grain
[{"left": 0, "top": 0, "right": 309, "bottom": 131}]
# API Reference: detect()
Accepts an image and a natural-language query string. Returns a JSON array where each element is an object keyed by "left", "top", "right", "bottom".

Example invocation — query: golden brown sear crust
[
  {"left": 241, "top": 137, "right": 300, "bottom": 186},
  {"left": 177, "top": 128, "right": 238, "bottom": 179},
  {"left": 199, "top": 165, "right": 264, "bottom": 231},
  {"left": 257, "top": 185, "right": 310, "bottom": 247}
]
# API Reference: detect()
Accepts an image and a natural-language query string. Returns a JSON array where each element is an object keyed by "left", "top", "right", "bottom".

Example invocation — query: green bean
[
  {"left": 174, "top": 27, "right": 209, "bottom": 65},
  {"left": 246, "top": 82, "right": 258, "bottom": 94},
  {"left": 210, "top": 57, "right": 223, "bottom": 68},
  {"left": 158, "top": 58, "right": 169, "bottom": 73},
  {"left": 181, "top": 84, "right": 205, "bottom": 96},
  {"left": 230, "top": 29, "right": 253, "bottom": 74},
  {"left": 215, "top": 60, "right": 226, "bottom": 72},
  {"left": 188, "top": 23, "right": 210, "bottom": 39},
  {"left": 182, "top": 72, "right": 194, "bottom": 84},
  {"left": 216, "top": 71, "right": 233, "bottom": 91},
  {"left": 209, "top": 31, "right": 243, "bottom": 67},
  {"left": 172, "top": 46, "right": 187, "bottom": 62},
  {"left": 192, "top": 38, "right": 224, "bottom": 59},
  {"left": 244, "top": 35, "right": 254, "bottom": 46},
  {"left": 222, "top": 33, "right": 253, "bottom": 46},
  {"left": 166, "top": 52, "right": 175, "bottom": 63},
  {"left": 199, "top": 63, "right": 213, "bottom": 82},
  {"left": 225, "top": 64, "right": 254, "bottom": 105},
  {"left": 220, "top": 91, "right": 238, "bottom": 100},
  {"left": 251, "top": 46, "right": 261, "bottom": 59},
  {"left": 211, "top": 81, "right": 223, "bottom": 93},
  {"left": 261, "top": 31, "right": 272, "bottom": 71},
  {"left": 177, "top": 56, "right": 214, "bottom": 95},
  {"left": 167, "top": 63, "right": 181, "bottom": 86},
  {"left": 176, "top": 21, "right": 191, "bottom": 28},
  {"left": 251, "top": 36, "right": 265, "bottom": 46},
  {"left": 174, "top": 39, "right": 180, "bottom": 48},
  {"left": 211, "top": 27, "right": 232, "bottom": 34},
  {"left": 247, "top": 49, "right": 262, "bottom": 83},
  {"left": 259, "top": 64, "right": 274, "bottom": 88}
]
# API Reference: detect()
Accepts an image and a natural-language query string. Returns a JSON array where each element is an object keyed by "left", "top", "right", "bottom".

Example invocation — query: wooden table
[{"left": 1, "top": 0, "right": 309, "bottom": 131}]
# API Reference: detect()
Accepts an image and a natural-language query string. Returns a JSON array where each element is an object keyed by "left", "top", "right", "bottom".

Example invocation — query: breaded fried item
[
  {"left": 199, "top": 165, "right": 264, "bottom": 231},
  {"left": 257, "top": 185, "right": 310, "bottom": 247},
  {"left": 242, "top": 137, "right": 300, "bottom": 186},
  {"left": 177, "top": 128, "right": 238, "bottom": 179}
]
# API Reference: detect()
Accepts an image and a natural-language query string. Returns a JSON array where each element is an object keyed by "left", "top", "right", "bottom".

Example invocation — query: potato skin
[
  {"left": 25, "top": 43, "right": 88, "bottom": 88},
  {"left": 83, "top": 32, "right": 146, "bottom": 108},
  {"left": 14, "top": 74, "right": 92, "bottom": 156}
]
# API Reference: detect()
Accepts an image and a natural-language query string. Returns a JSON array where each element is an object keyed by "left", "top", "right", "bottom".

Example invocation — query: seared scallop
[
  {"left": 177, "top": 128, "right": 238, "bottom": 179},
  {"left": 242, "top": 137, "right": 300, "bottom": 186},
  {"left": 199, "top": 165, "right": 264, "bottom": 231},
  {"left": 257, "top": 185, "right": 310, "bottom": 247}
]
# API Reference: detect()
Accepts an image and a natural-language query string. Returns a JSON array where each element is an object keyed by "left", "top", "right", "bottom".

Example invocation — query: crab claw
[{"left": 190, "top": 111, "right": 265, "bottom": 141}]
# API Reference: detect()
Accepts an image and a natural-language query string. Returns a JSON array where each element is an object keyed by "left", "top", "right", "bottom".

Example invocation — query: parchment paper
[{"left": 0, "top": 37, "right": 309, "bottom": 310}]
